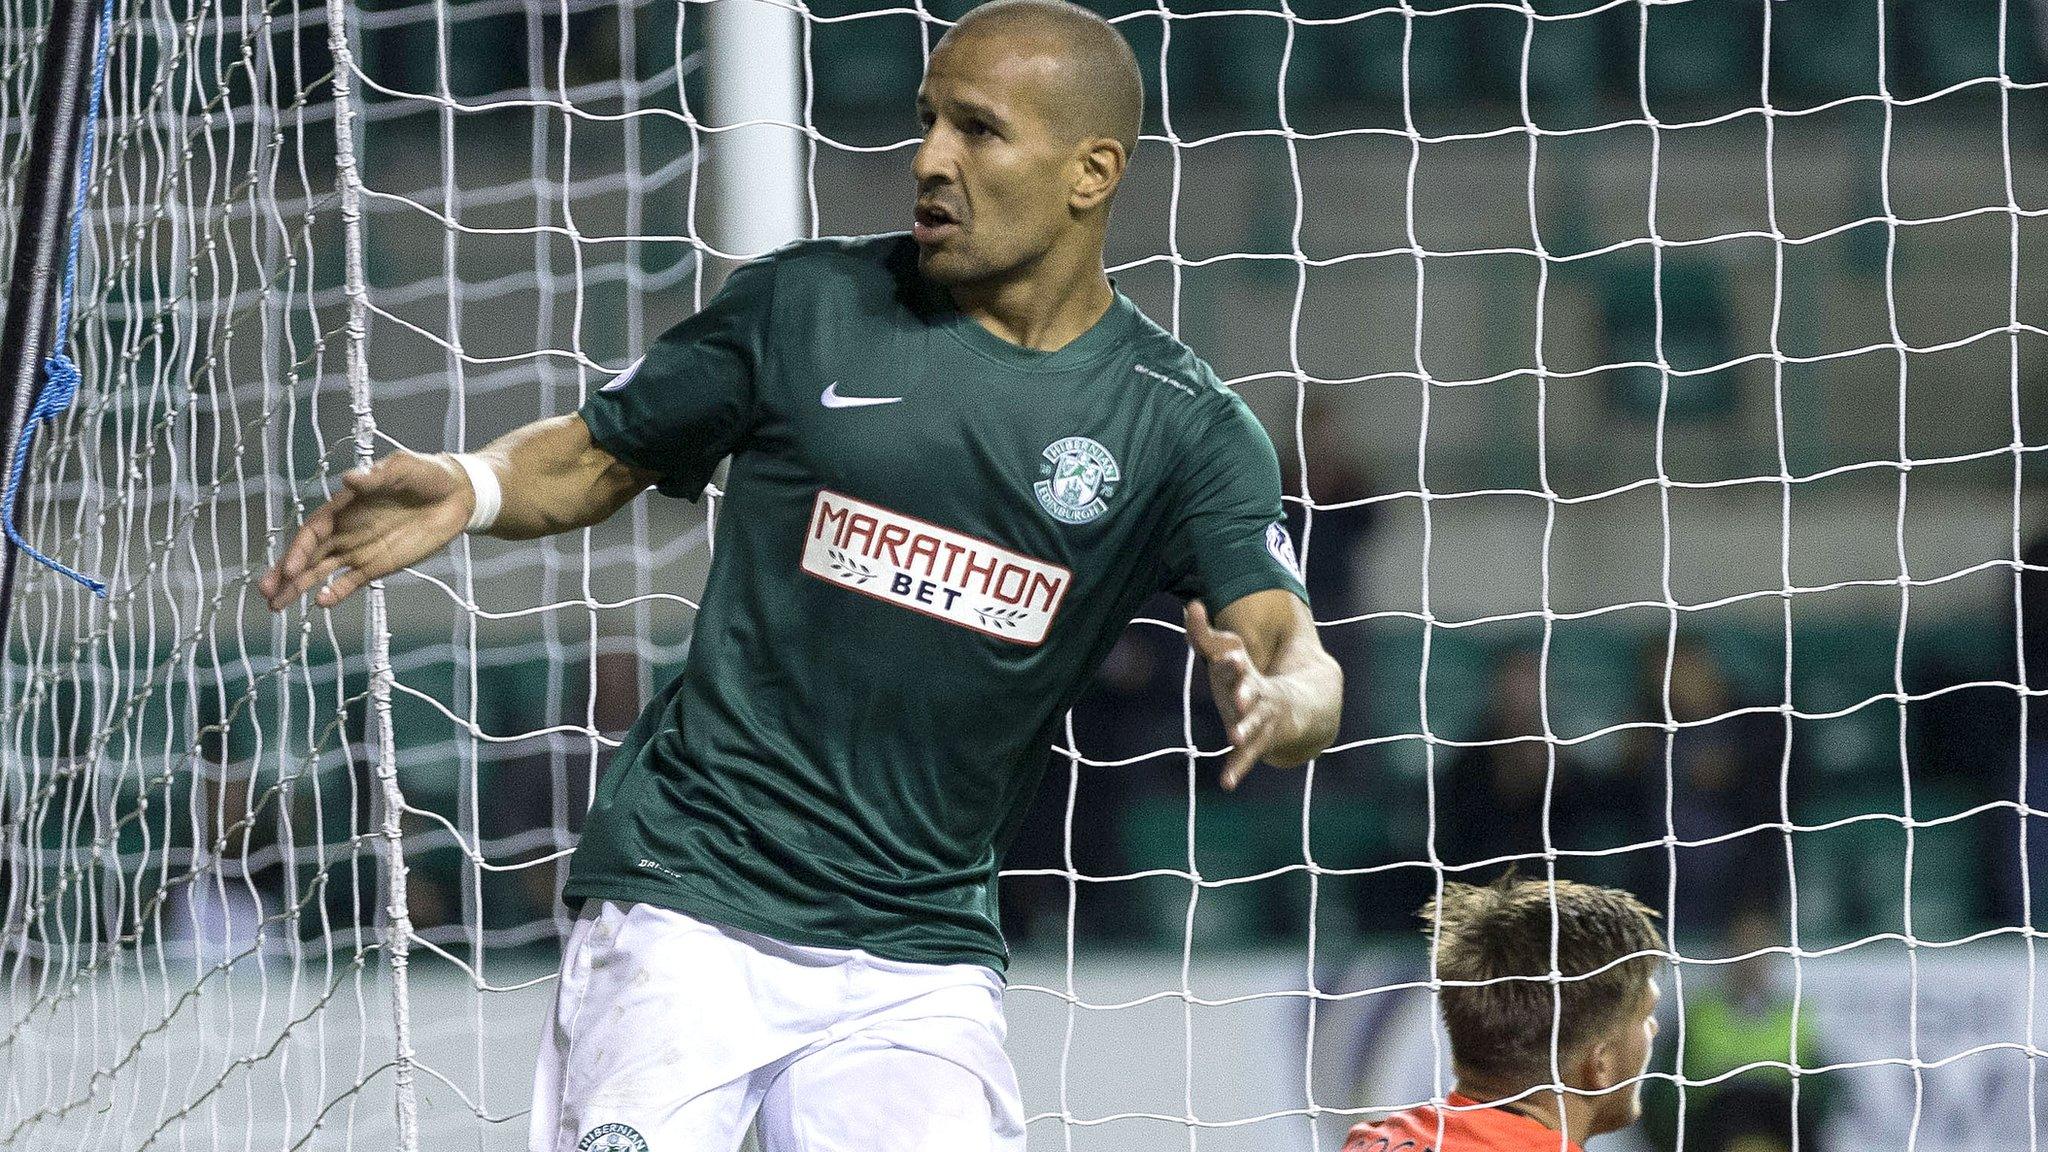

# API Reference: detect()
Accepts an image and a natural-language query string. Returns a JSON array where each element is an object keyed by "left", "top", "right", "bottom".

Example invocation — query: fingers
[
  {"left": 263, "top": 493, "right": 349, "bottom": 610},
  {"left": 1189, "top": 598, "right": 1280, "bottom": 788},
  {"left": 339, "top": 466, "right": 386, "bottom": 498},
  {"left": 263, "top": 454, "right": 463, "bottom": 612},
  {"left": 315, "top": 561, "right": 378, "bottom": 608},
  {"left": 264, "top": 482, "right": 391, "bottom": 610},
  {"left": 1220, "top": 705, "right": 1276, "bottom": 791},
  {"left": 343, "top": 451, "right": 439, "bottom": 496},
  {"left": 285, "top": 556, "right": 350, "bottom": 606},
  {"left": 260, "top": 554, "right": 341, "bottom": 612},
  {"left": 1189, "top": 601, "right": 1260, "bottom": 726},
  {"left": 1219, "top": 649, "right": 1255, "bottom": 711},
  {"left": 1201, "top": 645, "right": 1256, "bottom": 736},
  {"left": 275, "top": 539, "right": 388, "bottom": 611},
  {"left": 1220, "top": 749, "right": 1258, "bottom": 791},
  {"left": 278, "top": 501, "right": 336, "bottom": 577},
  {"left": 1183, "top": 600, "right": 1245, "bottom": 664}
]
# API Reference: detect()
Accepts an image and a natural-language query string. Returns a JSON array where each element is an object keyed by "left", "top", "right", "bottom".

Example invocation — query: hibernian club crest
[
  {"left": 1035, "top": 436, "right": 1120, "bottom": 524},
  {"left": 577, "top": 1123, "right": 650, "bottom": 1152}
]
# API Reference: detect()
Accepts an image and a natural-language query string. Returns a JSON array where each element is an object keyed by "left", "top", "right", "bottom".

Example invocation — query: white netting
[
  {"left": 2, "top": 0, "right": 2044, "bottom": 1148},
  {"left": 0, "top": 0, "right": 430, "bottom": 1137}
]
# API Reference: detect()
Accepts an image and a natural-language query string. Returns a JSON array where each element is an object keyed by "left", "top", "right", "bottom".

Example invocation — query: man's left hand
[{"left": 1184, "top": 598, "right": 1333, "bottom": 790}]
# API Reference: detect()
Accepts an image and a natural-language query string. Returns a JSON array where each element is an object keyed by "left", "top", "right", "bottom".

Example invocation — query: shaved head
[
  {"left": 912, "top": 0, "right": 1139, "bottom": 288},
  {"left": 942, "top": 0, "right": 1144, "bottom": 157}
]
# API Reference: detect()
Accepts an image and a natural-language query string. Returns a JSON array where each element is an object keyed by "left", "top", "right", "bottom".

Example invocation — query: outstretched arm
[
  {"left": 1185, "top": 588, "right": 1343, "bottom": 790},
  {"left": 259, "top": 414, "right": 657, "bottom": 611}
]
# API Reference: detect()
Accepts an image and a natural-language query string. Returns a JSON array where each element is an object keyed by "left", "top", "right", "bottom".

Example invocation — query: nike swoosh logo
[{"left": 820, "top": 382, "right": 903, "bottom": 409}]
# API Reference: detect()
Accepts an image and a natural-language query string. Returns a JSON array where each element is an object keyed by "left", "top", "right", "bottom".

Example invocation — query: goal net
[{"left": 1, "top": 0, "right": 2042, "bottom": 1148}]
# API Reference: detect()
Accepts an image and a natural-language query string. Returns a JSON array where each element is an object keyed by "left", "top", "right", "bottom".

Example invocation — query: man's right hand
[{"left": 259, "top": 450, "right": 477, "bottom": 611}]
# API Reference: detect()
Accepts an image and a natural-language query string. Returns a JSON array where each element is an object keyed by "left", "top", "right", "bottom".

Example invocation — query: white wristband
[{"left": 450, "top": 453, "right": 502, "bottom": 534}]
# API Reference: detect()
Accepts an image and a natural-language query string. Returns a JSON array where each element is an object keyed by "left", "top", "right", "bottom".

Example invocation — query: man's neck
[
  {"left": 948, "top": 242, "right": 1114, "bottom": 353},
  {"left": 1451, "top": 1079, "right": 1597, "bottom": 1147}
]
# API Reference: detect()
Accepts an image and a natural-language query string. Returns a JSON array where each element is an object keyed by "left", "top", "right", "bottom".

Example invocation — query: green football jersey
[{"left": 567, "top": 234, "right": 1307, "bottom": 972}]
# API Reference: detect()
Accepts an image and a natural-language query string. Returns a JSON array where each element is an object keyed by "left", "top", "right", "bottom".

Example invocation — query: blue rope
[{"left": 2, "top": 0, "right": 115, "bottom": 598}]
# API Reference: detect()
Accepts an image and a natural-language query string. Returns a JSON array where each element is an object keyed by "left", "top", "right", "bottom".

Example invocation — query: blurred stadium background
[{"left": 4, "top": 0, "right": 2048, "bottom": 1148}]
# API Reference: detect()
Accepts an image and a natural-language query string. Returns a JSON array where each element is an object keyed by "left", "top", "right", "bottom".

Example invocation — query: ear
[
  {"left": 1069, "top": 137, "right": 1126, "bottom": 212},
  {"left": 1574, "top": 1036, "right": 1622, "bottom": 1094}
]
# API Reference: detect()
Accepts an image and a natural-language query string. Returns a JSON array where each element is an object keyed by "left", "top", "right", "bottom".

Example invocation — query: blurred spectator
[
  {"left": 2009, "top": 529, "right": 2048, "bottom": 925},
  {"left": 1003, "top": 605, "right": 1185, "bottom": 946},
  {"left": 1619, "top": 638, "right": 1788, "bottom": 943},
  {"left": 483, "top": 649, "right": 630, "bottom": 935},
  {"left": 2028, "top": 534, "right": 2048, "bottom": 724},
  {"left": 1643, "top": 908, "right": 1833, "bottom": 1152},
  {"left": 1279, "top": 399, "right": 1414, "bottom": 933},
  {"left": 1910, "top": 629, "right": 2022, "bottom": 931},
  {"left": 1281, "top": 396, "right": 1378, "bottom": 746},
  {"left": 1439, "top": 648, "right": 1587, "bottom": 876},
  {"left": 164, "top": 688, "right": 289, "bottom": 965}
]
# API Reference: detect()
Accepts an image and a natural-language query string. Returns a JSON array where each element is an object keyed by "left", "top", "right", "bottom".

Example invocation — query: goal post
[
  {"left": 705, "top": 0, "right": 807, "bottom": 260},
  {"left": 0, "top": 0, "right": 107, "bottom": 644}
]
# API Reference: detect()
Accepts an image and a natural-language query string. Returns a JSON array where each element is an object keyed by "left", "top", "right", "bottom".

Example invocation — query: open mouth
[{"left": 912, "top": 201, "right": 962, "bottom": 244}]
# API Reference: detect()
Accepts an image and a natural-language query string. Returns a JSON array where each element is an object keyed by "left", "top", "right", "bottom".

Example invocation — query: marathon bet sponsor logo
[
  {"left": 577, "top": 1123, "right": 648, "bottom": 1152},
  {"left": 1265, "top": 522, "right": 1300, "bottom": 578},
  {"left": 1034, "top": 436, "right": 1120, "bottom": 524},
  {"left": 802, "top": 489, "right": 1072, "bottom": 645}
]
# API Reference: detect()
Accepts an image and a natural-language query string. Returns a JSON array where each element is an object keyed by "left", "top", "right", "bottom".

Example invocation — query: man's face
[
  {"left": 1587, "top": 977, "right": 1661, "bottom": 1137},
  {"left": 912, "top": 30, "right": 1081, "bottom": 286}
]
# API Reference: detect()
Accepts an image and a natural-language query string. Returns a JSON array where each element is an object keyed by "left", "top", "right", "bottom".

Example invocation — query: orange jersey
[{"left": 1342, "top": 1094, "right": 1585, "bottom": 1152}]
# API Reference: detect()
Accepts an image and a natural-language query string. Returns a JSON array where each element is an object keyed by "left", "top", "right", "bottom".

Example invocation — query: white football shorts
[{"left": 529, "top": 899, "right": 1028, "bottom": 1152}]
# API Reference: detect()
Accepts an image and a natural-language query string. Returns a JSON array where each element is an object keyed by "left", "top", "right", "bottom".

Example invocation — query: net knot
[
  {"left": 0, "top": 354, "right": 108, "bottom": 597},
  {"left": 36, "top": 353, "right": 79, "bottom": 418}
]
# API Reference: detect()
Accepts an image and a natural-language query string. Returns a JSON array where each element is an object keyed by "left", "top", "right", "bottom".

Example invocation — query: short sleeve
[
  {"left": 579, "top": 255, "right": 775, "bottom": 500},
  {"left": 1161, "top": 398, "right": 1311, "bottom": 614}
]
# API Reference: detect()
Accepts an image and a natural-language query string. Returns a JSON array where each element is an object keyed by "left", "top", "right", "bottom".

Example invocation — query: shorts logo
[
  {"left": 577, "top": 1123, "right": 648, "bottom": 1152},
  {"left": 1265, "top": 522, "right": 1300, "bottom": 578},
  {"left": 1034, "top": 437, "right": 1120, "bottom": 524},
  {"left": 802, "top": 489, "right": 1072, "bottom": 645}
]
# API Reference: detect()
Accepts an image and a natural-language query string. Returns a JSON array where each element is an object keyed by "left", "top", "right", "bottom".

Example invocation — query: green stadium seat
[
  {"left": 1315, "top": 11, "right": 1465, "bottom": 108},
  {"left": 1598, "top": 257, "right": 1737, "bottom": 420},
  {"left": 1543, "top": 625, "right": 1644, "bottom": 746},
  {"left": 1118, "top": 788, "right": 1388, "bottom": 948},
  {"left": 1905, "top": 0, "right": 2001, "bottom": 96},
  {"left": 1797, "top": 780, "right": 1985, "bottom": 943},
  {"left": 1643, "top": 0, "right": 1760, "bottom": 110},
  {"left": 1793, "top": 790, "right": 1900, "bottom": 942},
  {"left": 809, "top": 15, "right": 925, "bottom": 112},
  {"left": 1767, "top": 0, "right": 1880, "bottom": 107},
  {"left": 1166, "top": 13, "right": 1290, "bottom": 120},
  {"left": 1525, "top": 15, "right": 1607, "bottom": 106},
  {"left": 1364, "top": 621, "right": 1497, "bottom": 747},
  {"left": 1694, "top": 625, "right": 1784, "bottom": 706}
]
